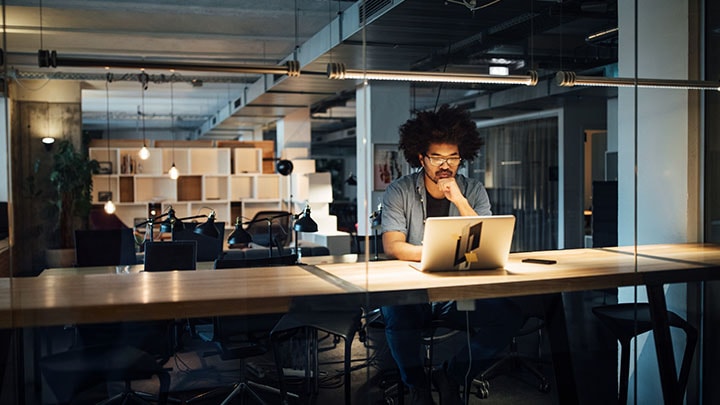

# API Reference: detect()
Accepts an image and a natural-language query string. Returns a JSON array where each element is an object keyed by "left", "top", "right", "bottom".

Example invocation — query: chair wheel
[
  {"left": 538, "top": 381, "right": 551, "bottom": 393},
  {"left": 475, "top": 385, "right": 489, "bottom": 399}
]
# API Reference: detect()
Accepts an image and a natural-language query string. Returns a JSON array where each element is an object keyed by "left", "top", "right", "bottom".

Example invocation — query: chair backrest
[
  {"left": 75, "top": 228, "right": 137, "bottom": 267},
  {"left": 214, "top": 254, "right": 297, "bottom": 269},
  {"left": 246, "top": 210, "right": 292, "bottom": 248},
  {"left": 143, "top": 240, "right": 197, "bottom": 271},
  {"left": 173, "top": 221, "right": 225, "bottom": 262}
]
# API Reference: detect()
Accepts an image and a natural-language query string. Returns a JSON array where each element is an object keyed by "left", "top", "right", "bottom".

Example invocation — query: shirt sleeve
[{"left": 380, "top": 180, "right": 409, "bottom": 236}]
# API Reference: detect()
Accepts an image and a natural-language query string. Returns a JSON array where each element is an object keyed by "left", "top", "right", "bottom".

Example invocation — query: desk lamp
[
  {"left": 192, "top": 210, "right": 219, "bottom": 238},
  {"left": 293, "top": 204, "right": 318, "bottom": 263},
  {"left": 227, "top": 217, "right": 252, "bottom": 247}
]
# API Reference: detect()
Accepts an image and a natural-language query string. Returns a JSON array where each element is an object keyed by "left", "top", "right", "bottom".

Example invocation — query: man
[{"left": 380, "top": 104, "right": 523, "bottom": 405}]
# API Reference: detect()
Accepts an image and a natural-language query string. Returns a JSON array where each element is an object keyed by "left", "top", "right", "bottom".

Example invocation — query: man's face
[{"left": 419, "top": 143, "right": 461, "bottom": 184}]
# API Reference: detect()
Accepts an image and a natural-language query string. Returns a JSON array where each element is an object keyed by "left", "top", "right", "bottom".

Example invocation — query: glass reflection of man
[{"left": 380, "top": 105, "right": 523, "bottom": 405}]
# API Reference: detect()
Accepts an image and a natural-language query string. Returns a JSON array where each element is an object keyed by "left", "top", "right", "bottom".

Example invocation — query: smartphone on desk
[{"left": 521, "top": 258, "right": 557, "bottom": 265}]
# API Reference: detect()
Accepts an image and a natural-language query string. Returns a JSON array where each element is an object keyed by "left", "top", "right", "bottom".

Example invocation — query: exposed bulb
[
  {"left": 104, "top": 200, "right": 116, "bottom": 214},
  {"left": 168, "top": 164, "right": 179, "bottom": 180},
  {"left": 138, "top": 145, "right": 150, "bottom": 160}
]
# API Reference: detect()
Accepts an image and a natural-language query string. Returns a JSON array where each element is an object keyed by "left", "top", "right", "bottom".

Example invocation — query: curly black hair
[{"left": 398, "top": 104, "right": 484, "bottom": 168}]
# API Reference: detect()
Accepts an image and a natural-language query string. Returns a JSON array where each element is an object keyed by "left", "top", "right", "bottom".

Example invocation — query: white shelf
[{"left": 89, "top": 146, "right": 278, "bottom": 229}]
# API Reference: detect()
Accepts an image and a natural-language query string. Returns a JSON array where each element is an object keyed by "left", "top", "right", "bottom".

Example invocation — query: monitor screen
[
  {"left": 75, "top": 228, "right": 137, "bottom": 267},
  {"left": 143, "top": 240, "right": 197, "bottom": 271}
]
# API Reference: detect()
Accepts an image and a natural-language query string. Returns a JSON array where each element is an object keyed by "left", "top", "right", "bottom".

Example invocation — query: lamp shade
[
  {"left": 227, "top": 218, "right": 252, "bottom": 245},
  {"left": 276, "top": 159, "right": 294, "bottom": 176},
  {"left": 194, "top": 211, "right": 219, "bottom": 238},
  {"left": 160, "top": 207, "right": 184, "bottom": 233},
  {"left": 293, "top": 205, "right": 318, "bottom": 233}
]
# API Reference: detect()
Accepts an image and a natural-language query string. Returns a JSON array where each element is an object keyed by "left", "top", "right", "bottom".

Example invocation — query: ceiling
[{"left": 1, "top": 0, "right": 618, "bottom": 145}]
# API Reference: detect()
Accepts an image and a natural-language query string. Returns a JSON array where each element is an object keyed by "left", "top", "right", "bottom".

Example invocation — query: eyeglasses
[{"left": 424, "top": 155, "right": 462, "bottom": 167}]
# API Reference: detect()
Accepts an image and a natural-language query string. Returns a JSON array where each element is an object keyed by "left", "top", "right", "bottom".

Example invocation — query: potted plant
[{"left": 35, "top": 139, "right": 99, "bottom": 266}]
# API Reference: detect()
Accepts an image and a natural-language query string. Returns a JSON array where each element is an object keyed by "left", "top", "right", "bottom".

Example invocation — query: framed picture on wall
[{"left": 373, "top": 144, "right": 403, "bottom": 191}]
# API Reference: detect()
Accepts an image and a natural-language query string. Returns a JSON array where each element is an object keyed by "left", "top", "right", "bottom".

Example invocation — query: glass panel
[{"left": 4, "top": 0, "right": 720, "bottom": 403}]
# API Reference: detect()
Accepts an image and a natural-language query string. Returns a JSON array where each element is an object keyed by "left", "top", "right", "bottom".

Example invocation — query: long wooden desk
[{"left": 4, "top": 243, "right": 720, "bottom": 403}]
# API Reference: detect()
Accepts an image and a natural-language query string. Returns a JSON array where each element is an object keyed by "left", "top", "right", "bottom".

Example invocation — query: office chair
[
  {"left": 473, "top": 294, "right": 551, "bottom": 399},
  {"left": 75, "top": 229, "right": 137, "bottom": 267},
  {"left": 246, "top": 210, "right": 292, "bottom": 252},
  {"left": 270, "top": 297, "right": 363, "bottom": 405},
  {"left": 39, "top": 320, "right": 174, "bottom": 405},
  {"left": 592, "top": 303, "right": 697, "bottom": 404},
  {"left": 185, "top": 256, "right": 294, "bottom": 404},
  {"left": 173, "top": 222, "right": 225, "bottom": 262}
]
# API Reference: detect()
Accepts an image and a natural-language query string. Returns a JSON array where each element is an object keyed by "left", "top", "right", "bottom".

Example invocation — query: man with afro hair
[{"left": 380, "top": 104, "right": 523, "bottom": 405}]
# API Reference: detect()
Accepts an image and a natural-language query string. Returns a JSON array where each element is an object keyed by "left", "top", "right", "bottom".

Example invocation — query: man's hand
[
  {"left": 437, "top": 177, "right": 478, "bottom": 216},
  {"left": 437, "top": 177, "right": 463, "bottom": 203}
]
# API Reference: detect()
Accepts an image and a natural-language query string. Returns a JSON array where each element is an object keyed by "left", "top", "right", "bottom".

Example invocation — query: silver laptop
[{"left": 410, "top": 215, "right": 515, "bottom": 272}]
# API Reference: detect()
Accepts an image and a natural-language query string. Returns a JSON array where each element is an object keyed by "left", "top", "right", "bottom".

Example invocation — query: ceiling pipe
[
  {"left": 38, "top": 50, "right": 301, "bottom": 77},
  {"left": 556, "top": 71, "right": 720, "bottom": 91},
  {"left": 327, "top": 62, "right": 538, "bottom": 86}
]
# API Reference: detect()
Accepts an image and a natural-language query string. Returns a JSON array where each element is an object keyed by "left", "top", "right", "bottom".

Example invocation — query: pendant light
[
  {"left": 168, "top": 78, "right": 179, "bottom": 180},
  {"left": 138, "top": 72, "right": 151, "bottom": 160},
  {"left": 103, "top": 74, "right": 116, "bottom": 214}
]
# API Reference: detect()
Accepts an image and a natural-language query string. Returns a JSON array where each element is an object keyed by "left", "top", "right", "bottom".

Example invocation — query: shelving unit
[{"left": 90, "top": 146, "right": 282, "bottom": 228}]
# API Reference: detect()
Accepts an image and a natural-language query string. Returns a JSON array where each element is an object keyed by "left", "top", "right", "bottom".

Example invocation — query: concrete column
[
  {"left": 616, "top": 1, "right": 700, "bottom": 402},
  {"left": 276, "top": 107, "right": 311, "bottom": 154},
  {"left": 9, "top": 80, "right": 83, "bottom": 275}
]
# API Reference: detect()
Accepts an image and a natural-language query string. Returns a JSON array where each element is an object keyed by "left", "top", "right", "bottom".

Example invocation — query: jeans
[{"left": 380, "top": 298, "right": 523, "bottom": 389}]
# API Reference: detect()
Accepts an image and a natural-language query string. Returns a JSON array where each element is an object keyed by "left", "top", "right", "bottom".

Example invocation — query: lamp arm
[{"left": 134, "top": 212, "right": 169, "bottom": 228}]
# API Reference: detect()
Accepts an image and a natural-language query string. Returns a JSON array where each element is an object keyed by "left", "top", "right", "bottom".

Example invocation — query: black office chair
[
  {"left": 39, "top": 320, "right": 174, "bottom": 405},
  {"left": 75, "top": 229, "right": 137, "bottom": 267},
  {"left": 184, "top": 256, "right": 294, "bottom": 404},
  {"left": 173, "top": 222, "right": 225, "bottom": 262},
  {"left": 592, "top": 303, "right": 697, "bottom": 405},
  {"left": 246, "top": 210, "right": 292, "bottom": 251},
  {"left": 474, "top": 295, "right": 551, "bottom": 399},
  {"left": 270, "top": 296, "right": 363, "bottom": 405}
]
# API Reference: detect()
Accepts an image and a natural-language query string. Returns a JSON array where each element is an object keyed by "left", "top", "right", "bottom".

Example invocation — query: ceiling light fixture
[
  {"left": 103, "top": 74, "right": 116, "bottom": 214},
  {"left": 168, "top": 79, "right": 179, "bottom": 180},
  {"left": 138, "top": 73, "right": 151, "bottom": 160},
  {"left": 327, "top": 63, "right": 538, "bottom": 86},
  {"left": 555, "top": 71, "right": 720, "bottom": 91},
  {"left": 38, "top": 50, "right": 301, "bottom": 77}
]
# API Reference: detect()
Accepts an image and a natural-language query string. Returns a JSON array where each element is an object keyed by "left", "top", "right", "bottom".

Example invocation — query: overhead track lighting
[
  {"left": 327, "top": 63, "right": 538, "bottom": 86},
  {"left": 556, "top": 71, "right": 720, "bottom": 91},
  {"left": 38, "top": 50, "right": 301, "bottom": 77}
]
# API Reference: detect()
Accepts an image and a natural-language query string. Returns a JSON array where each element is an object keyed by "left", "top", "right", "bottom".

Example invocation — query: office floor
[{"left": 37, "top": 322, "right": 559, "bottom": 405}]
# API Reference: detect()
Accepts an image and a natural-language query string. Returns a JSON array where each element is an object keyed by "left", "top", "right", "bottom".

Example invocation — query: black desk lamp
[
  {"left": 192, "top": 210, "right": 219, "bottom": 238},
  {"left": 293, "top": 204, "right": 318, "bottom": 263},
  {"left": 227, "top": 217, "right": 252, "bottom": 246}
]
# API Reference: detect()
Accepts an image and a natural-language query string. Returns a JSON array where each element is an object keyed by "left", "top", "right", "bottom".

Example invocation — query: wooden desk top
[
  {"left": 8, "top": 265, "right": 347, "bottom": 328},
  {"left": 2, "top": 243, "right": 720, "bottom": 329},
  {"left": 313, "top": 244, "right": 720, "bottom": 303}
]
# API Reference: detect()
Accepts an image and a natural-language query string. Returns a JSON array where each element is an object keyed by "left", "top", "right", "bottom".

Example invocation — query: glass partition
[{"left": 2, "top": 0, "right": 719, "bottom": 404}]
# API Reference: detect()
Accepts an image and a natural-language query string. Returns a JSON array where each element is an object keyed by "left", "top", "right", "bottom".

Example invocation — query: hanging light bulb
[
  {"left": 138, "top": 72, "right": 151, "bottom": 160},
  {"left": 103, "top": 74, "right": 116, "bottom": 215},
  {"left": 168, "top": 78, "right": 179, "bottom": 179},
  {"left": 139, "top": 144, "right": 150, "bottom": 160},
  {"left": 169, "top": 163, "right": 179, "bottom": 180},
  {"left": 104, "top": 199, "right": 116, "bottom": 214}
]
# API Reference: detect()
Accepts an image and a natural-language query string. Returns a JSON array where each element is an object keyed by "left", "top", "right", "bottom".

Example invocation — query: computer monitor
[{"left": 143, "top": 240, "right": 197, "bottom": 272}]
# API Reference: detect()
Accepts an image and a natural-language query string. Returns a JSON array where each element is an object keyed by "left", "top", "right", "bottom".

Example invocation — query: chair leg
[{"left": 618, "top": 338, "right": 631, "bottom": 405}]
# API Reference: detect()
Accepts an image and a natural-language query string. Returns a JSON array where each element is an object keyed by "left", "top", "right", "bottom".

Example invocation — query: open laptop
[{"left": 410, "top": 215, "right": 515, "bottom": 272}]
